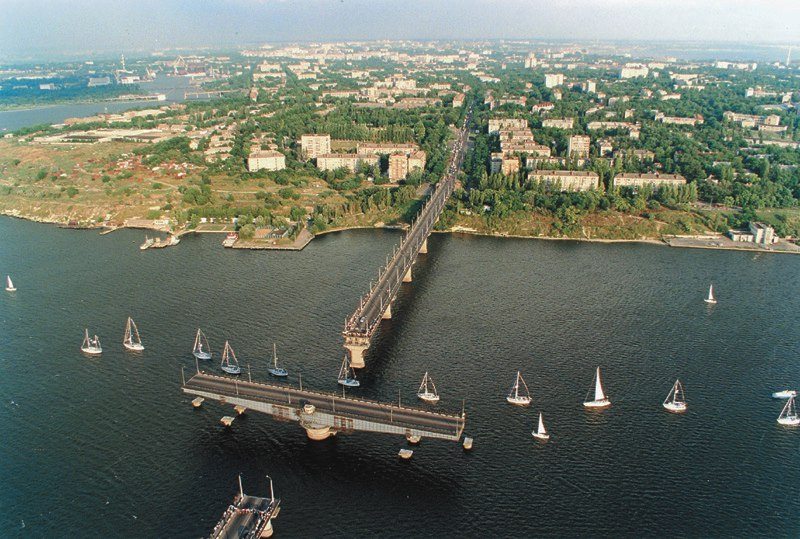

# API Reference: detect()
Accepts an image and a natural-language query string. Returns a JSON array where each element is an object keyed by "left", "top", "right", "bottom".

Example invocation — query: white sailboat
[
  {"left": 777, "top": 395, "right": 800, "bottom": 426},
  {"left": 81, "top": 328, "right": 102, "bottom": 355},
  {"left": 220, "top": 341, "right": 242, "bottom": 375},
  {"left": 506, "top": 371, "right": 532, "bottom": 406},
  {"left": 704, "top": 284, "right": 717, "bottom": 304},
  {"left": 5, "top": 275, "right": 16, "bottom": 292},
  {"left": 416, "top": 372, "right": 440, "bottom": 403},
  {"left": 337, "top": 356, "right": 360, "bottom": 388},
  {"left": 192, "top": 328, "right": 212, "bottom": 360},
  {"left": 267, "top": 343, "right": 288, "bottom": 377},
  {"left": 531, "top": 412, "right": 550, "bottom": 441},
  {"left": 583, "top": 367, "right": 611, "bottom": 408},
  {"left": 773, "top": 389, "right": 797, "bottom": 399},
  {"left": 123, "top": 317, "right": 144, "bottom": 351},
  {"left": 663, "top": 379, "right": 687, "bottom": 413}
]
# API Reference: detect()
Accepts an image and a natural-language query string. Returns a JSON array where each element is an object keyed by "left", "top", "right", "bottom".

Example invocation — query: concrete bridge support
[
  {"left": 382, "top": 303, "right": 393, "bottom": 319},
  {"left": 344, "top": 340, "right": 369, "bottom": 369},
  {"left": 420, "top": 238, "right": 428, "bottom": 254},
  {"left": 403, "top": 267, "right": 412, "bottom": 283}
]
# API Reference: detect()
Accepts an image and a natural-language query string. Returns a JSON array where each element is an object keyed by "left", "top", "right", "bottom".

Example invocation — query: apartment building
[
  {"left": 300, "top": 133, "right": 331, "bottom": 159},
  {"left": 247, "top": 150, "right": 286, "bottom": 172},
  {"left": 528, "top": 170, "right": 600, "bottom": 192}
]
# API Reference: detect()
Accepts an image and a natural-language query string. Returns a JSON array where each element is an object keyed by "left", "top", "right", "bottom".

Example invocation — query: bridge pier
[
  {"left": 304, "top": 425, "right": 334, "bottom": 441},
  {"left": 420, "top": 238, "right": 428, "bottom": 254},
  {"left": 382, "top": 303, "right": 393, "bottom": 319},
  {"left": 344, "top": 341, "right": 369, "bottom": 369},
  {"left": 402, "top": 268, "right": 412, "bottom": 283}
]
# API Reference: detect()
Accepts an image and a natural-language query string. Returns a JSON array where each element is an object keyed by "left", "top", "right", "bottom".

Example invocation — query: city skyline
[{"left": 2, "top": 0, "right": 799, "bottom": 60}]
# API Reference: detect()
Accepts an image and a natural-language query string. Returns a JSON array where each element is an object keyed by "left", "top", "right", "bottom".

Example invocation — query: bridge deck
[
  {"left": 210, "top": 494, "right": 279, "bottom": 539},
  {"left": 183, "top": 372, "right": 465, "bottom": 440},
  {"left": 343, "top": 105, "right": 473, "bottom": 343}
]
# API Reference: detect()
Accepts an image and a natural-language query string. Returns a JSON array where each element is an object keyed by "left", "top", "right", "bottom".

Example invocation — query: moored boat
[
  {"left": 416, "top": 371, "right": 440, "bottom": 403},
  {"left": 531, "top": 412, "right": 550, "bottom": 441},
  {"left": 506, "top": 371, "right": 532, "bottom": 406},
  {"left": 192, "top": 328, "right": 212, "bottom": 360},
  {"left": 220, "top": 341, "right": 242, "bottom": 375},
  {"left": 704, "top": 284, "right": 717, "bottom": 304},
  {"left": 583, "top": 367, "right": 611, "bottom": 409},
  {"left": 267, "top": 343, "right": 288, "bottom": 377},
  {"left": 123, "top": 317, "right": 144, "bottom": 351},
  {"left": 81, "top": 328, "right": 102, "bottom": 355},
  {"left": 5, "top": 275, "right": 16, "bottom": 292},
  {"left": 663, "top": 379, "right": 687, "bottom": 413},
  {"left": 337, "top": 356, "right": 360, "bottom": 388},
  {"left": 777, "top": 395, "right": 800, "bottom": 426},
  {"left": 772, "top": 389, "right": 797, "bottom": 399}
]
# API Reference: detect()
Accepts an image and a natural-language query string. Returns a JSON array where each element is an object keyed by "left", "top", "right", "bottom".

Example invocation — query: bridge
[
  {"left": 342, "top": 104, "right": 473, "bottom": 368},
  {"left": 209, "top": 475, "right": 280, "bottom": 539},
  {"left": 183, "top": 370, "right": 466, "bottom": 443}
]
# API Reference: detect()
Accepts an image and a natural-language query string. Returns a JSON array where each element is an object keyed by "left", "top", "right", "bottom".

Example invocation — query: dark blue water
[{"left": 1, "top": 217, "right": 799, "bottom": 537}]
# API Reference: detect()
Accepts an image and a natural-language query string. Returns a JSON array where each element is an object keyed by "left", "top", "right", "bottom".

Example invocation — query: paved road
[{"left": 185, "top": 373, "right": 465, "bottom": 438}]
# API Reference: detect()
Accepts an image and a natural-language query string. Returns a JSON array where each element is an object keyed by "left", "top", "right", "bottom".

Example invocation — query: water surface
[{"left": 0, "top": 217, "right": 798, "bottom": 537}]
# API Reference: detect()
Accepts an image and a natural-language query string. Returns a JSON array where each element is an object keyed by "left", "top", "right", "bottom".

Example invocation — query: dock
[
  {"left": 182, "top": 371, "right": 466, "bottom": 442},
  {"left": 209, "top": 475, "right": 280, "bottom": 539}
]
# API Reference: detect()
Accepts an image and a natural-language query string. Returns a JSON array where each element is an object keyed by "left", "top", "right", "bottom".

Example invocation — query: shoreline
[{"left": 2, "top": 211, "right": 797, "bottom": 255}]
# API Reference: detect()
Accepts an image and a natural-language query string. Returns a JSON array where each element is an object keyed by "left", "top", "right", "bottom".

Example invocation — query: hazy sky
[{"left": 1, "top": 0, "right": 799, "bottom": 59}]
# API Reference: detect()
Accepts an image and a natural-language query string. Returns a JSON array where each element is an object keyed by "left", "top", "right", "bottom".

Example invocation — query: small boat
[
  {"left": 5, "top": 275, "right": 16, "bottom": 292},
  {"left": 139, "top": 236, "right": 154, "bottom": 250},
  {"left": 192, "top": 328, "right": 212, "bottom": 360},
  {"left": 583, "top": 366, "right": 611, "bottom": 409},
  {"left": 267, "top": 343, "right": 288, "bottom": 377},
  {"left": 531, "top": 412, "right": 550, "bottom": 441},
  {"left": 462, "top": 437, "right": 474, "bottom": 450},
  {"left": 704, "top": 284, "right": 717, "bottom": 304},
  {"left": 123, "top": 317, "right": 144, "bottom": 351},
  {"left": 398, "top": 449, "right": 414, "bottom": 459},
  {"left": 506, "top": 371, "right": 531, "bottom": 406},
  {"left": 663, "top": 379, "right": 687, "bottom": 413},
  {"left": 416, "top": 371, "right": 440, "bottom": 403},
  {"left": 337, "top": 356, "right": 360, "bottom": 388},
  {"left": 777, "top": 395, "right": 800, "bottom": 426},
  {"left": 220, "top": 341, "right": 242, "bottom": 375},
  {"left": 81, "top": 328, "right": 102, "bottom": 355},
  {"left": 772, "top": 389, "right": 797, "bottom": 399}
]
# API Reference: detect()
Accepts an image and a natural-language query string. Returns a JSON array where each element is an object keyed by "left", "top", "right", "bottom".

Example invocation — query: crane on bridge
[{"left": 342, "top": 104, "right": 474, "bottom": 368}]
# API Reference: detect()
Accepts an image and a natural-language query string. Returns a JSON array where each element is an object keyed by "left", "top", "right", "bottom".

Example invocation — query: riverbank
[{"left": 3, "top": 211, "right": 798, "bottom": 255}]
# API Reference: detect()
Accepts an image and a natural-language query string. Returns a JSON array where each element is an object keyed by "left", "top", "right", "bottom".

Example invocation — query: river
[
  {"left": 0, "top": 75, "right": 193, "bottom": 132},
  {"left": 0, "top": 216, "right": 798, "bottom": 537}
]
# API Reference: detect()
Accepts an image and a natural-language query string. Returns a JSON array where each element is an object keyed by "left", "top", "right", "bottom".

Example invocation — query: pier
[
  {"left": 182, "top": 370, "right": 466, "bottom": 442},
  {"left": 209, "top": 475, "right": 280, "bottom": 539},
  {"left": 342, "top": 103, "right": 473, "bottom": 368}
]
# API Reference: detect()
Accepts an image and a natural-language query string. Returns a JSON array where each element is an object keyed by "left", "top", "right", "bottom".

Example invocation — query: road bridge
[
  {"left": 183, "top": 371, "right": 466, "bottom": 442},
  {"left": 342, "top": 104, "right": 473, "bottom": 367}
]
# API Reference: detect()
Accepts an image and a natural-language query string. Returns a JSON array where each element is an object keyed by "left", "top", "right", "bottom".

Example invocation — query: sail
[
  {"left": 780, "top": 396, "right": 796, "bottom": 420},
  {"left": 273, "top": 343, "right": 278, "bottom": 368},
  {"left": 6, "top": 276, "right": 13, "bottom": 289},
  {"left": 594, "top": 367, "right": 605, "bottom": 401},
  {"left": 538, "top": 413, "right": 546, "bottom": 435},
  {"left": 708, "top": 285, "right": 714, "bottom": 301}
]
